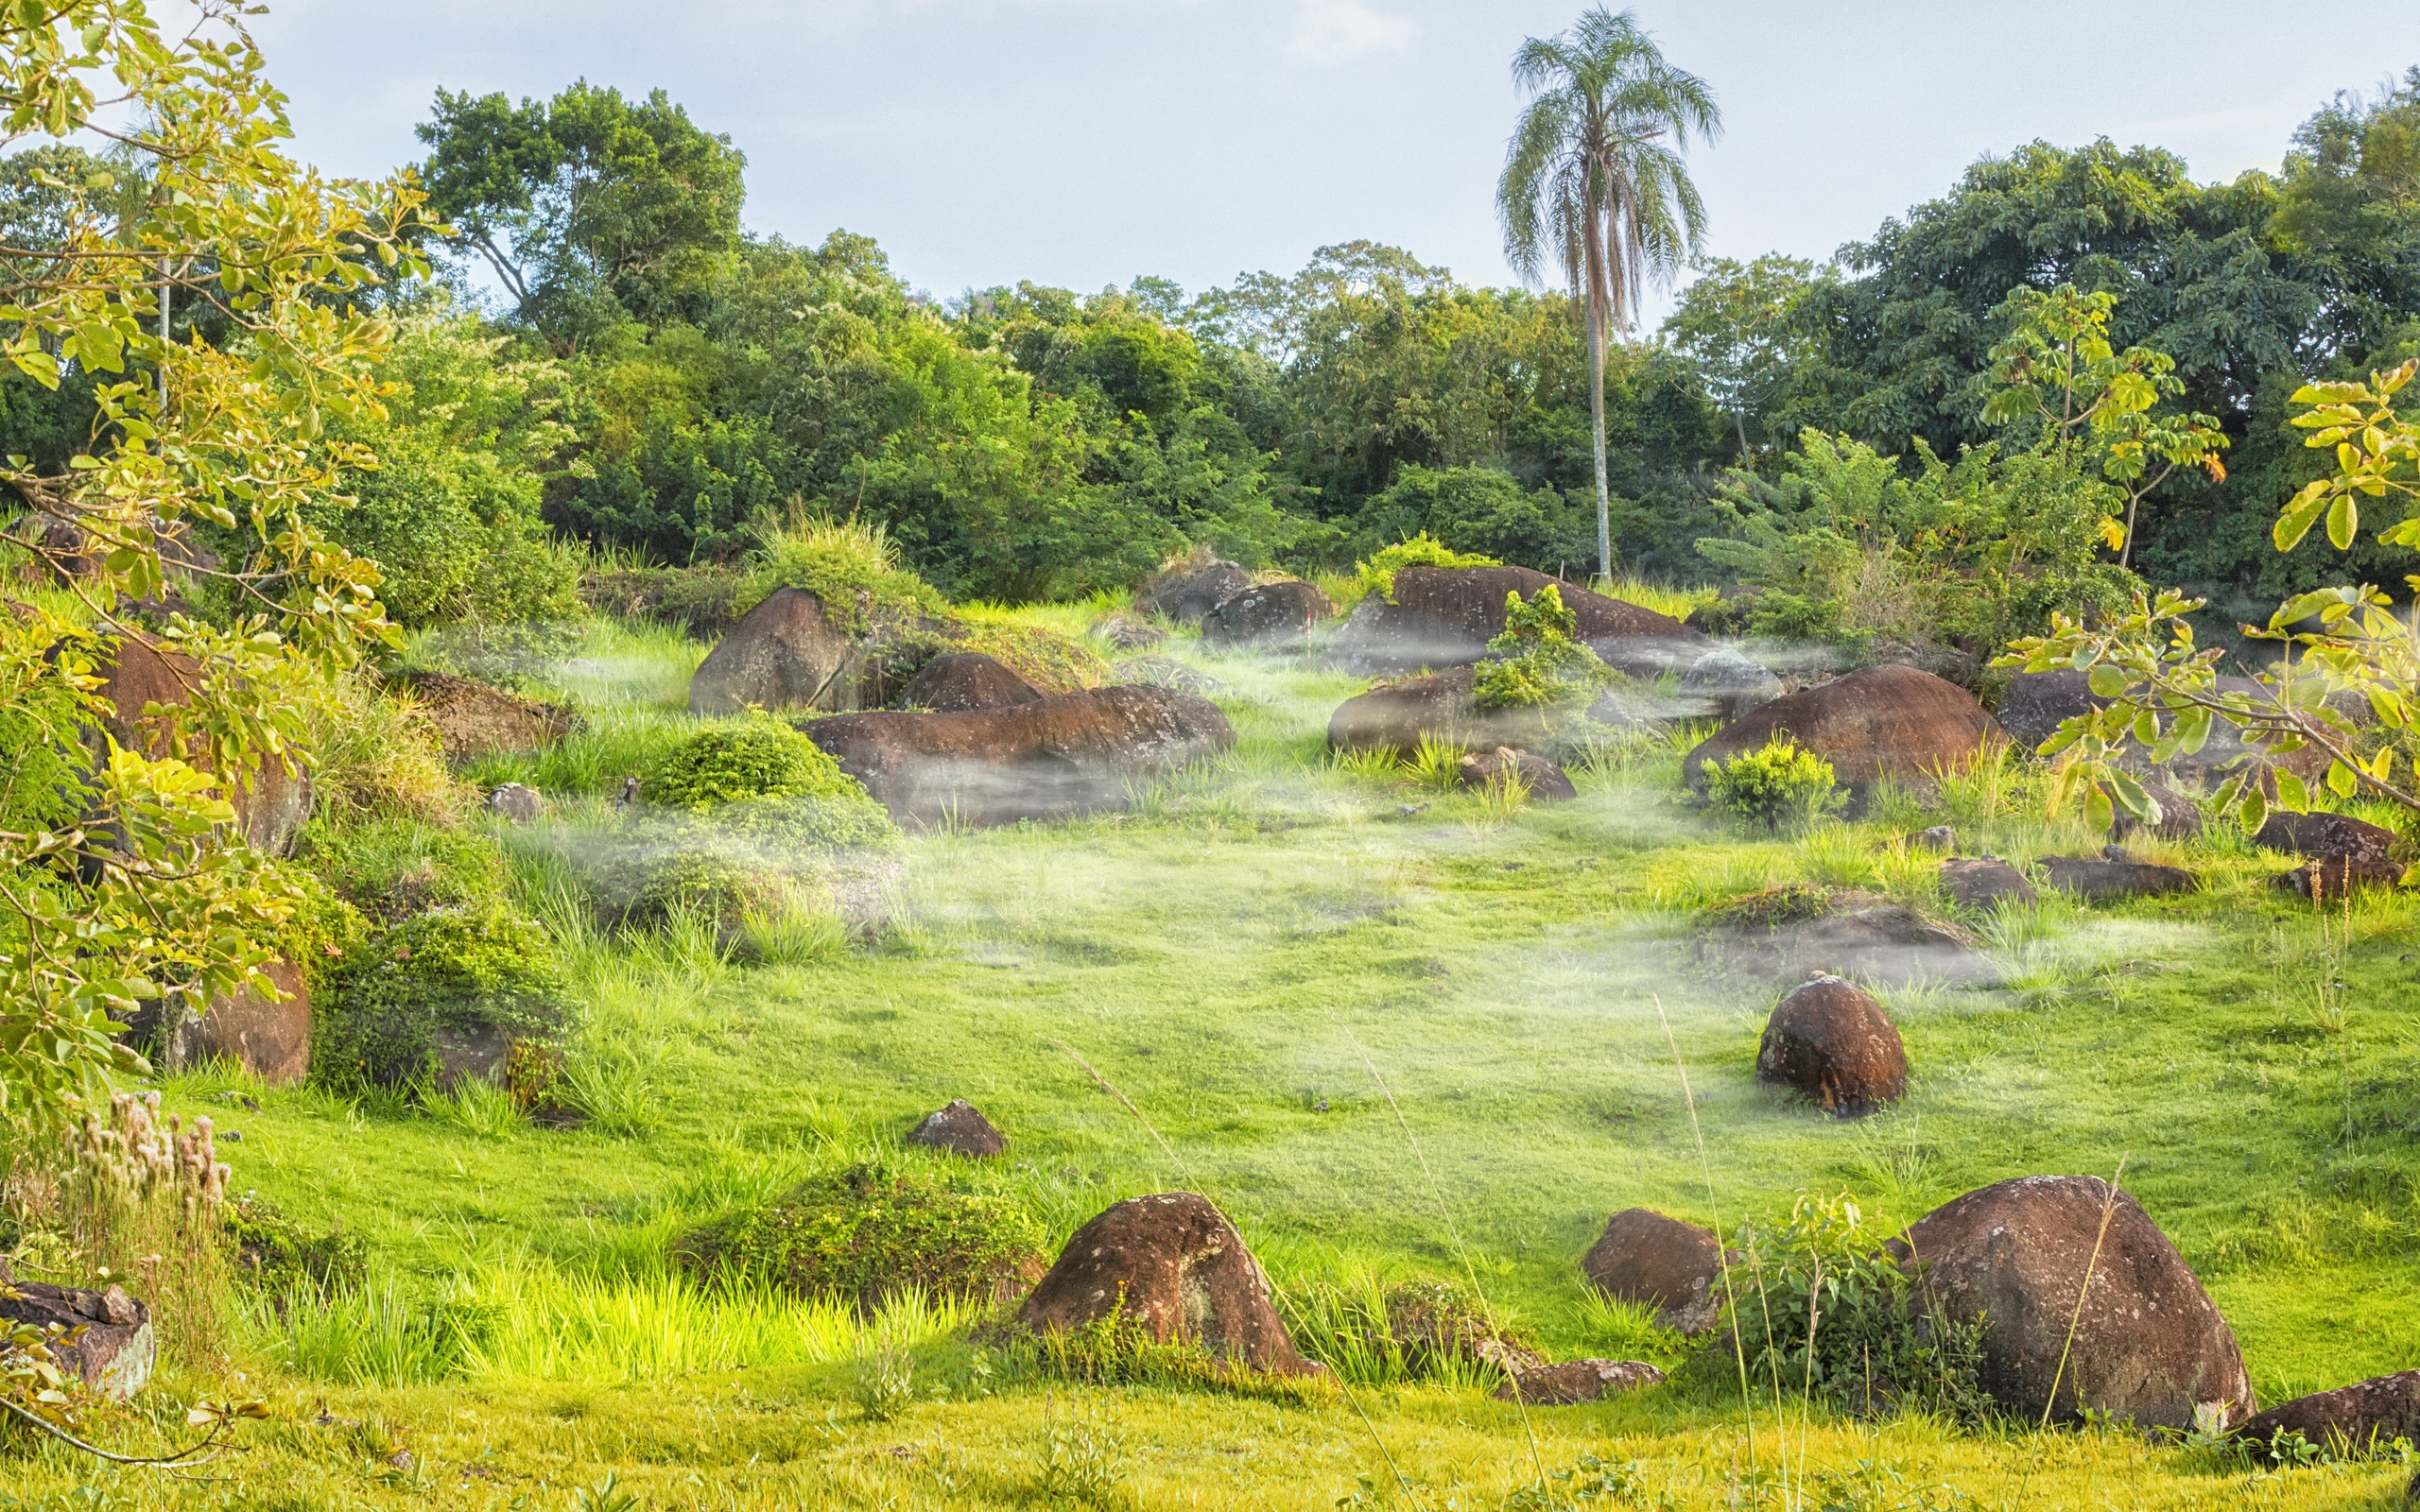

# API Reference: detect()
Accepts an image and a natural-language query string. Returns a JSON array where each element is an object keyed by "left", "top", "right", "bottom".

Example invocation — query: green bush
[
  {"left": 737, "top": 514, "right": 950, "bottom": 634},
  {"left": 1701, "top": 736, "right": 1846, "bottom": 830},
  {"left": 1352, "top": 531, "right": 1499, "bottom": 605},
  {"left": 648, "top": 722, "right": 866, "bottom": 809},
  {"left": 1703, "top": 1193, "right": 1989, "bottom": 1423},
  {"left": 313, "top": 904, "right": 575, "bottom": 1093},
  {"left": 603, "top": 850, "right": 786, "bottom": 935},
  {"left": 1471, "top": 585, "right": 1612, "bottom": 710},
  {"left": 297, "top": 817, "right": 511, "bottom": 924},
  {"left": 226, "top": 1194, "right": 368, "bottom": 1297},
  {"left": 709, "top": 792, "right": 900, "bottom": 853},
  {"left": 672, "top": 1160, "right": 1046, "bottom": 1310}
]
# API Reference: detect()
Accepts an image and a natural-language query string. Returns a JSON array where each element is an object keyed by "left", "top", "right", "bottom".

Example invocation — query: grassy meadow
[{"left": 9, "top": 609, "right": 2420, "bottom": 1510}]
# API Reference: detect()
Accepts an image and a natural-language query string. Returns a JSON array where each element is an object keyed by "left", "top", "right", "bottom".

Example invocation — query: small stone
[
  {"left": 222, "top": 1129, "right": 242, "bottom": 1142},
  {"left": 1906, "top": 826, "right": 1956, "bottom": 852},
  {"left": 906, "top": 1099, "right": 1007, "bottom": 1159},
  {"left": 96, "top": 1286, "right": 138, "bottom": 1328},
  {"left": 487, "top": 782, "right": 542, "bottom": 823}
]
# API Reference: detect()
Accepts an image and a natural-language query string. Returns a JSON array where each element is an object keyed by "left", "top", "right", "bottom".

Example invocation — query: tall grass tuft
[{"left": 266, "top": 1263, "right": 977, "bottom": 1384}]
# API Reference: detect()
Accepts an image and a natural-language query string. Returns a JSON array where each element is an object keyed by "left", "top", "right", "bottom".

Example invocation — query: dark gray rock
[
  {"left": 2255, "top": 811, "right": 2396, "bottom": 865},
  {"left": 0, "top": 1280, "right": 153, "bottom": 1399},
  {"left": 1581, "top": 1209, "right": 1724, "bottom": 1334},
  {"left": 1456, "top": 748, "right": 1577, "bottom": 801},
  {"left": 2040, "top": 856, "right": 2199, "bottom": 901},
  {"left": 1201, "top": 580, "right": 1334, "bottom": 650},
  {"left": 487, "top": 782, "right": 542, "bottom": 823},
  {"left": 907, "top": 1099, "right": 1006, "bottom": 1158},
  {"left": 1495, "top": 1359, "right": 1666, "bottom": 1404}
]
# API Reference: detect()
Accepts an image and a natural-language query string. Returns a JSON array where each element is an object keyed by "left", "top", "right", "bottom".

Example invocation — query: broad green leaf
[
  {"left": 2273, "top": 769, "right": 2310, "bottom": 813},
  {"left": 2327, "top": 760, "right": 2359, "bottom": 799}
]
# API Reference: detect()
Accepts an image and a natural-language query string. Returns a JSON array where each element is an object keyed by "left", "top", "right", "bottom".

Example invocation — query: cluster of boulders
[
  {"left": 895, "top": 1093, "right": 2420, "bottom": 1441},
  {"left": 1579, "top": 1177, "right": 2258, "bottom": 1432},
  {"left": 1134, "top": 555, "right": 1335, "bottom": 651}
]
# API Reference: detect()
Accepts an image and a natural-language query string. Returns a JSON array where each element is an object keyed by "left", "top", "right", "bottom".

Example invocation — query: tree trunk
[
  {"left": 1735, "top": 409, "right": 1751, "bottom": 470},
  {"left": 1589, "top": 280, "right": 1612, "bottom": 589}
]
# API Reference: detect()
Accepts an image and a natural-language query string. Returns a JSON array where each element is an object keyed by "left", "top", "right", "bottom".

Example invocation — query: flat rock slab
[
  {"left": 2234, "top": 1369, "right": 2420, "bottom": 1454},
  {"left": 1940, "top": 856, "right": 2035, "bottom": 910},
  {"left": 1327, "top": 666, "right": 1556, "bottom": 760},
  {"left": 804, "top": 684, "right": 1234, "bottom": 828},
  {"left": 1703, "top": 887, "right": 1994, "bottom": 988},
  {"left": 1332, "top": 565, "right": 1698, "bottom": 675},
  {"left": 1495, "top": 1360, "right": 1666, "bottom": 1404},
  {"left": 2040, "top": 856, "right": 2199, "bottom": 901},
  {"left": 0, "top": 1281, "right": 153, "bottom": 1399}
]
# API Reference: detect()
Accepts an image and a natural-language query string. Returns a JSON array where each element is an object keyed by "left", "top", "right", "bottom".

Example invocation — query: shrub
[
  {"left": 737, "top": 512, "right": 949, "bottom": 635},
  {"left": 648, "top": 722, "right": 865, "bottom": 810},
  {"left": 1471, "top": 586, "right": 1612, "bottom": 710},
  {"left": 709, "top": 792, "right": 900, "bottom": 853},
  {"left": 672, "top": 1160, "right": 1046, "bottom": 1311},
  {"left": 603, "top": 850, "right": 786, "bottom": 935},
  {"left": 313, "top": 904, "right": 575, "bottom": 1093},
  {"left": 1702, "top": 736, "right": 1846, "bottom": 830},
  {"left": 1708, "top": 1192, "right": 1990, "bottom": 1423},
  {"left": 226, "top": 1194, "right": 368, "bottom": 1297},
  {"left": 297, "top": 817, "right": 511, "bottom": 923},
  {"left": 1352, "top": 531, "right": 1498, "bottom": 604}
]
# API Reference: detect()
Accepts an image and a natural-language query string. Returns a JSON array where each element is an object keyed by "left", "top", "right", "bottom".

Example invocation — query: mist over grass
[{"left": 88, "top": 610, "right": 2420, "bottom": 1507}]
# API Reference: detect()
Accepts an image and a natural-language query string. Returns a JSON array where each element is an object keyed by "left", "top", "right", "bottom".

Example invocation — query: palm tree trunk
[
  {"left": 1589, "top": 307, "right": 1610, "bottom": 587},
  {"left": 1735, "top": 410, "right": 1751, "bottom": 468}
]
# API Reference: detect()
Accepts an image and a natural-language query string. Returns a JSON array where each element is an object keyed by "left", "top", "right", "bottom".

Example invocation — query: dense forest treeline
[{"left": 8, "top": 70, "right": 2420, "bottom": 618}]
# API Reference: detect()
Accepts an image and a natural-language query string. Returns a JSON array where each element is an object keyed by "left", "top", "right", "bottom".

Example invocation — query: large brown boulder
[
  {"left": 391, "top": 671, "right": 576, "bottom": 762},
  {"left": 1996, "top": 669, "right": 2325, "bottom": 785},
  {"left": 1015, "top": 1193, "right": 1316, "bottom": 1375},
  {"left": 1891, "top": 1176, "right": 2254, "bottom": 1430},
  {"left": 2234, "top": 1370, "right": 2420, "bottom": 1454},
  {"left": 87, "top": 636, "right": 312, "bottom": 856},
  {"left": 1333, "top": 565, "right": 1703, "bottom": 675},
  {"left": 902, "top": 652, "right": 1041, "bottom": 713},
  {"left": 0, "top": 1279, "right": 152, "bottom": 1399},
  {"left": 1684, "top": 666, "right": 2001, "bottom": 798},
  {"left": 1757, "top": 975, "right": 1907, "bottom": 1116},
  {"left": 1201, "top": 580, "right": 1333, "bottom": 650},
  {"left": 2255, "top": 811, "right": 2396, "bottom": 865},
  {"left": 803, "top": 684, "right": 1234, "bottom": 828},
  {"left": 177, "top": 959, "right": 310, "bottom": 1086},
  {"left": 1134, "top": 558, "right": 1248, "bottom": 624},
  {"left": 1326, "top": 666, "right": 1557, "bottom": 760},
  {"left": 689, "top": 588, "right": 903, "bottom": 716},
  {"left": 1581, "top": 1209, "right": 1725, "bottom": 1334}
]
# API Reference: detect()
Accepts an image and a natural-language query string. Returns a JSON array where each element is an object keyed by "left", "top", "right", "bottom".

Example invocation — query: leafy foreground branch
[{"left": 2002, "top": 357, "right": 2420, "bottom": 833}]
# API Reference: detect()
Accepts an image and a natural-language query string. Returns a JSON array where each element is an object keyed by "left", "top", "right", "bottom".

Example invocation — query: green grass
[{"left": 24, "top": 611, "right": 2420, "bottom": 1508}]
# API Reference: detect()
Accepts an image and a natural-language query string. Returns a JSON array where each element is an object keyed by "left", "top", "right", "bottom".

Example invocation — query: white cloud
[{"left": 1283, "top": 0, "right": 1414, "bottom": 67}]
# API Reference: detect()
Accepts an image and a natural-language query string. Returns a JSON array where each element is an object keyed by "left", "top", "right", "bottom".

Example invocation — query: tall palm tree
[{"left": 1498, "top": 9, "right": 1720, "bottom": 587}]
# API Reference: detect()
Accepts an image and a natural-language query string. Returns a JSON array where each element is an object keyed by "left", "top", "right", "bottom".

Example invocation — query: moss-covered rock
[
  {"left": 672, "top": 1160, "right": 1046, "bottom": 1310},
  {"left": 313, "top": 903, "right": 573, "bottom": 1093}
]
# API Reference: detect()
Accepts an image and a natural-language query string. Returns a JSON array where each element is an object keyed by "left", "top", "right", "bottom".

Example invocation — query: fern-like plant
[{"left": 1701, "top": 735, "right": 1845, "bottom": 830}]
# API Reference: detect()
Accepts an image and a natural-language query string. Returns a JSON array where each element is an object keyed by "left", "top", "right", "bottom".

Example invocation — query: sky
[{"left": 248, "top": 0, "right": 2420, "bottom": 321}]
